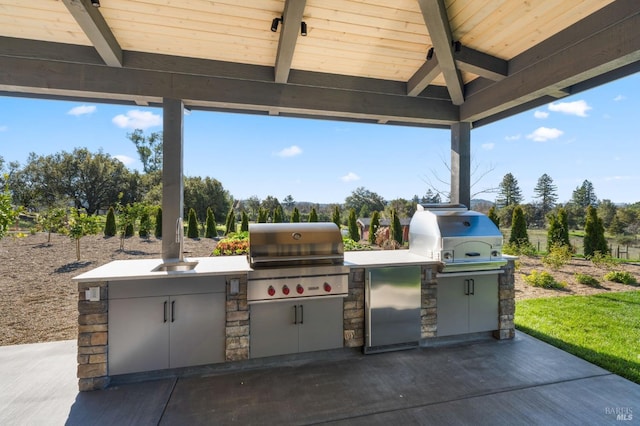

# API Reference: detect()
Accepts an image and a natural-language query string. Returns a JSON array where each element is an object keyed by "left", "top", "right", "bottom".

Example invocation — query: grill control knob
[
  {"left": 282, "top": 285, "right": 290, "bottom": 295},
  {"left": 324, "top": 282, "right": 332, "bottom": 292},
  {"left": 296, "top": 284, "right": 304, "bottom": 294},
  {"left": 267, "top": 286, "right": 276, "bottom": 296},
  {"left": 491, "top": 250, "right": 499, "bottom": 257}
]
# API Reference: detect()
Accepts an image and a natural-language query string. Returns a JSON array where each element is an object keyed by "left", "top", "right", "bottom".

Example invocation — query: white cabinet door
[
  {"left": 169, "top": 293, "right": 226, "bottom": 368},
  {"left": 109, "top": 296, "right": 169, "bottom": 375}
]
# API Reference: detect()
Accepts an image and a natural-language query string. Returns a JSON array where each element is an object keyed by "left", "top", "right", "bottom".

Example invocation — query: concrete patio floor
[{"left": 1, "top": 332, "right": 638, "bottom": 425}]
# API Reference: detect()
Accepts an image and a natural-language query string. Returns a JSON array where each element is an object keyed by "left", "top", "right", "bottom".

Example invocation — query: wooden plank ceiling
[{"left": 0, "top": 0, "right": 638, "bottom": 128}]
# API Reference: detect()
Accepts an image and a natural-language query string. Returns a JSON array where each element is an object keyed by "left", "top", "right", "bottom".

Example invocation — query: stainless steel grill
[
  {"left": 247, "top": 223, "right": 349, "bottom": 303},
  {"left": 408, "top": 204, "right": 506, "bottom": 273}
]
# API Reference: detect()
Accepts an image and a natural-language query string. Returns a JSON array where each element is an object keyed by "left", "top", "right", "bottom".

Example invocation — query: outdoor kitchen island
[{"left": 73, "top": 249, "right": 515, "bottom": 392}]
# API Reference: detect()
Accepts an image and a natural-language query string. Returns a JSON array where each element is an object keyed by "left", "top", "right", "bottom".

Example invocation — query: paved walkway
[{"left": 1, "top": 333, "right": 638, "bottom": 425}]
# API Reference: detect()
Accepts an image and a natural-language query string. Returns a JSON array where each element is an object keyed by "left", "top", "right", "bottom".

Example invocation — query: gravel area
[{"left": 1, "top": 233, "right": 638, "bottom": 346}]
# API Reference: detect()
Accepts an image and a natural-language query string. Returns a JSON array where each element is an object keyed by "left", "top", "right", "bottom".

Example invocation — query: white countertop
[
  {"left": 344, "top": 250, "right": 439, "bottom": 268},
  {"left": 72, "top": 256, "right": 252, "bottom": 283},
  {"left": 73, "top": 250, "right": 441, "bottom": 283}
]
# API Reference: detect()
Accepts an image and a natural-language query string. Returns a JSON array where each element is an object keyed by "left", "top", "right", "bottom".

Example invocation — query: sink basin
[{"left": 153, "top": 261, "right": 199, "bottom": 272}]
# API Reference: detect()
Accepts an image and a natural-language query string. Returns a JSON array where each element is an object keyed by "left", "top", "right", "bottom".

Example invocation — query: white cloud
[
  {"left": 112, "top": 110, "right": 162, "bottom": 129},
  {"left": 613, "top": 95, "right": 626, "bottom": 101},
  {"left": 548, "top": 100, "right": 592, "bottom": 117},
  {"left": 341, "top": 172, "right": 360, "bottom": 182},
  {"left": 505, "top": 134, "right": 521, "bottom": 141},
  {"left": 67, "top": 105, "right": 96, "bottom": 116},
  {"left": 0, "top": 125, "right": 7, "bottom": 132},
  {"left": 481, "top": 143, "right": 495, "bottom": 150},
  {"left": 114, "top": 155, "right": 135, "bottom": 166},
  {"left": 533, "top": 110, "right": 549, "bottom": 119},
  {"left": 275, "top": 145, "right": 302, "bottom": 158},
  {"left": 526, "top": 127, "right": 564, "bottom": 142}
]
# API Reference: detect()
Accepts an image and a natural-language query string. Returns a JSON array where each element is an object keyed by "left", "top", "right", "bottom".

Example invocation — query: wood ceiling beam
[
  {"left": 274, "top": 0, "right": 306, "bottom": 83},
  {"left": 62, "top": 0, "right": 122, "bottom": 67},
  {"left": 454, "top": 47, "right": 507, "bottom": 81},
  {"left": 461, "top": 8, "right": 640, "bottom": 123},
  {"left": 407, "top": 54, "right": 440, "bottom": 96},
  {"left": 0, "top": 56, "right": 458, "bottom": 127},
  {"left": 417, "top": 0, "right": 464, "bottom": 105}
]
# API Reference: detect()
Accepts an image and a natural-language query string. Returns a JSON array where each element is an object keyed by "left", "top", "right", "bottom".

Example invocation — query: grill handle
[{"left": 465, "top": 252, "right": 481, "bottom": 257}]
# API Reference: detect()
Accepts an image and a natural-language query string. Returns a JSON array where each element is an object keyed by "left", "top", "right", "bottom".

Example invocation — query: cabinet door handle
[
  {"left": 464, "top": 279, "right": 469, "bottom": 295},
  {"left": 470, "top": 279, "right": 475, "bottom": 295},
  {"left": 164, "top": 301, "right": 167, "bottom": 323},
  {"left": 171, "top": 300, "right": 175, "bottom": 322},
  {"left": 293, "top": 305, "right": 298, "bottom": 324},
  {"left": 299, "top": 304, "right": 304, "bottom": 324}
]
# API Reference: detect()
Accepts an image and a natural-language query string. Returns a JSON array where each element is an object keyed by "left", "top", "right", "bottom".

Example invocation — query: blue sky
[{"left": 1, "top": 72, "right": 639, "bottom": 205}]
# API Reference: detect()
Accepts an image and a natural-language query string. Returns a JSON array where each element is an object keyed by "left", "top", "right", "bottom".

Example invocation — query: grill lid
[{"left": 248, "top": 222, "right": 344, "bottom": 268}]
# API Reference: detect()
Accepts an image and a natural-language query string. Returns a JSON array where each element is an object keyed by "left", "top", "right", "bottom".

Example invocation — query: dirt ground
[{"left": 1, "top": 233, "right": 639, "bottom": 346}]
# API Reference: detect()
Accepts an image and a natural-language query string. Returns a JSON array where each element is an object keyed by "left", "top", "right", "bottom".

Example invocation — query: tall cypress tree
[
  {"left": 391, "top": 209, "right": 403, "bottom": 244},
  {"left": 509, "top": 206, "right": 529, "bottom": 247},
  {"left": 348, "top": 209, "right": 359, "bottom": 241},
  {"left": 205, "top": 207, "right": 217, "bottom": 238},
  {"left": 487, "top": 206, "right": 500, "bottom": 228},
  {"left": 104, "top": 206, "right": 117, "bottom": 237},
  {"left": 273, "top": 205, "right": 284, "bottom": 223},
  {"left": 584, "top": 206, "right": 608, "bottom": 257},
  {"left": 291, "top": 207, "right": 301, "bottom": 223},
  {"left": 368, "top": 211, "right": 380, "bottom": 244},
  {"left": 308, "top": 208, "right": 318, "bottom": 222},
  {"left": 332, "top": 205, "right": 341, "bottom": 228},
  {"left": 240, "top": 210, "right": 249, "bottom": 232},
  {"left": 225, "top": 210, "right": 236, "bottom": 235},
  {"left": 187, "top": 208, "right": 199, "bottom": 238},
  {"left": 154, "top": 207, "right": 162, "bottom": 238}
]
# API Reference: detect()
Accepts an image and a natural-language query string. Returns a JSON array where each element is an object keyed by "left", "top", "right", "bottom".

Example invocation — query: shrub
[
  {"left": 258, "top": 207, "right": 268, "bottom": 223},
  {"left": 604, "top": 271, "right": 637, "bottom": 285},
  {"left": 187, "top": 208, "right": 199, "bottom": 238},
  {"left": 124, "top": 222, "right": 134, "bottom": 237},
  {"left": 542, "top": 244, "right": 572, "bottom": 270},
  {"left": 139, "top": 211, "right": 151, "bottom": 238},
  {"left": 524, "top": 270, "right": 567, "bottom": 289},
  {"left": 503, "top": 241, "right": 537, "bottom": 257},
  {"left": 590, "top": 251, "right": 620, "bottom": 270},
  {"left": 154, "top": 207, "right": 162, "bottom": 238},
  {"left": 213, "top": 232, "right": 248, "bottom": 256},
  {"left": 342, "top": 236, "right": 371, "bottom": 251},
  {"left": 575, "top": 273, "right": 601, "bottom": 287},
  {"left": 104, "top": 207, "right": 117, "bottom": 237},
  {"left": 487, "top": 206, "right": 500, "bottom": 228}
]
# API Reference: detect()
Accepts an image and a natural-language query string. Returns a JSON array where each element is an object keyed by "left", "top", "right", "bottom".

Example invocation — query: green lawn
[{"left": 515, "top": 291, "right": 640, "bottom": 384}]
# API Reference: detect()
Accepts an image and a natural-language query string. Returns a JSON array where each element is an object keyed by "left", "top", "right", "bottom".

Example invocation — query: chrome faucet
[{"left": 176, "top": 217, "right": 185, "bottom": 262}]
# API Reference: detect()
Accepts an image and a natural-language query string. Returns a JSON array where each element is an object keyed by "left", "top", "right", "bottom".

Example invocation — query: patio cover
[{"left": 0, "top": 0, "right": 638, "bottom": 256}]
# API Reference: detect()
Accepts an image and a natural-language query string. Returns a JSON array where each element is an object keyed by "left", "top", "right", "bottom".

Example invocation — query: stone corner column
[
  {"left": 77, "top": 281, "right": 110, "bottom": 391},
  {"left": 494, "top": 259, "right": 516, "bottom": 340}
]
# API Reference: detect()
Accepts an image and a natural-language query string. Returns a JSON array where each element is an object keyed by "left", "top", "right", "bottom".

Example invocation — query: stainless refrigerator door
[{"left": 366, "top": 266, "right": 421, "bottom": 350}]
